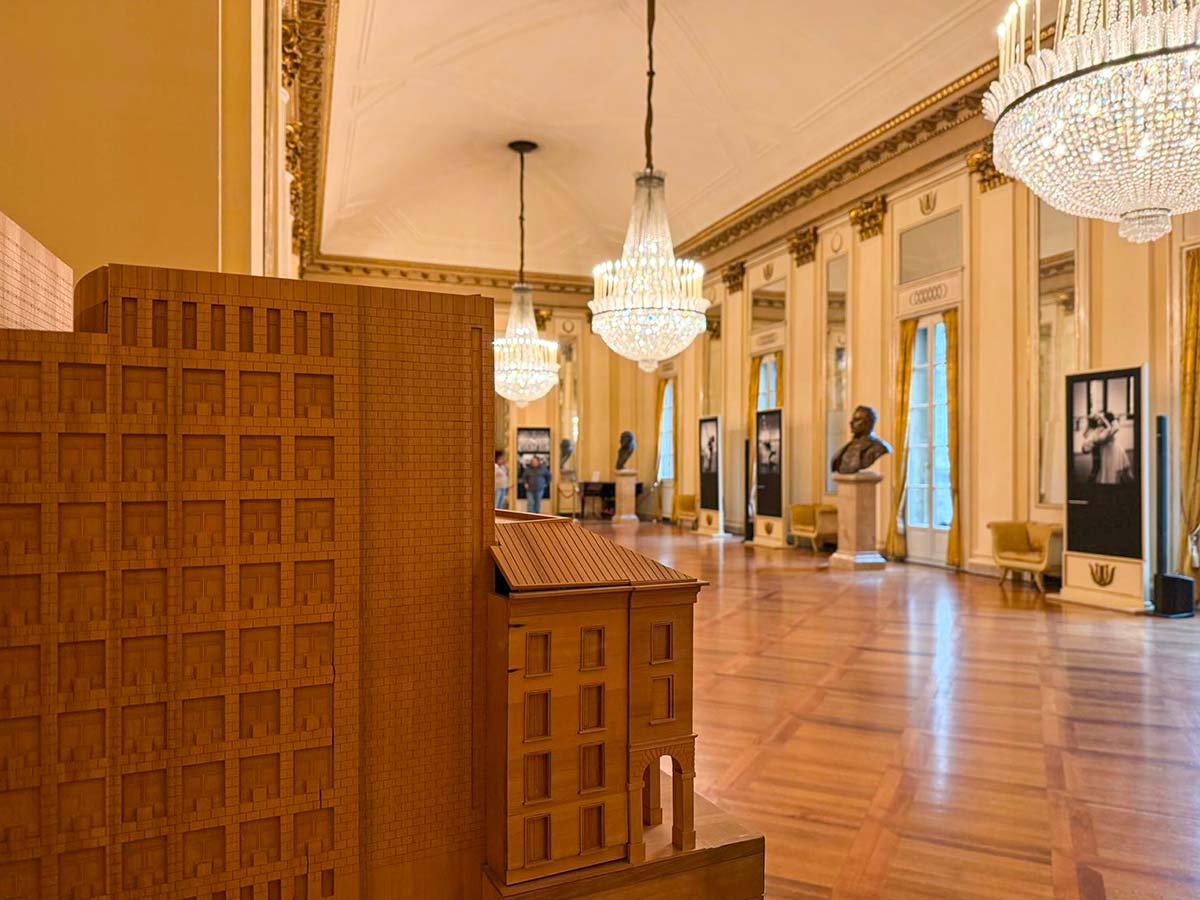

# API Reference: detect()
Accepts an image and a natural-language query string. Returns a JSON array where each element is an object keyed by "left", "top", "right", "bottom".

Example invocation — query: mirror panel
[
  {"left": 824, "top": 256, "right": 848, "bottom": 493},
  {"left": 750, "top": 279, "right": 786, "bottom": 332},
  {"left": 704, "top": 304, "right": 722, "bottom": 416},
  {"left": 899, "top": 211, "right": 962, "bottom": 284},
  {"left": 1036, "top": 200, "right": 1077, "bottom": 506}
]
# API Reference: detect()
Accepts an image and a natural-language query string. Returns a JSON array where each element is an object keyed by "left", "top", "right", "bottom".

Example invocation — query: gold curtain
[
  {"left": 747, "top": 355, "right": 763, "bottom": 518},
  {"left": 1180, "top": 250, "right": 1200, "bottom": 575},
  {"left": 885, "top": 319, "right": 919, "bottom": 560},
  {"left": 943, "top": 308, "right": 962, "bottom": 568},
  {"left": 671, "top": 377, "right": 680, "bottom": 520},
  {"left": 776, "top": 352, "right": 785, "bottom": 408}
]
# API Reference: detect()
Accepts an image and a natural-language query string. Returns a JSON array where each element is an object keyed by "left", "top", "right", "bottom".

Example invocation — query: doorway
[{"left": 905, "top": 316, "right": 952, "bottom": 564}]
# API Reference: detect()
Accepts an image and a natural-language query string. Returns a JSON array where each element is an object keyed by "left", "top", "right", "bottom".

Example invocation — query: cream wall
[{"left": 0, "top": 0, "right": 265, "bottom": 280}]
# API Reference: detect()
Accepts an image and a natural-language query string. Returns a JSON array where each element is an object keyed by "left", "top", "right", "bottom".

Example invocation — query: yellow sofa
[
  {"left": 987, "top": 521, "right": 1063, "bottom": 591},
  {"left": 790, "top": 503, "right": 838, "bottom": 551},
  {"left": 675, "top": 494, "right": 699, "bottom": 530}
]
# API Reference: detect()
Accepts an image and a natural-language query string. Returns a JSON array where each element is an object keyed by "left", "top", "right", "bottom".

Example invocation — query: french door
[{"left": 905, "top": 316, "right": 952, "bottom": 564}]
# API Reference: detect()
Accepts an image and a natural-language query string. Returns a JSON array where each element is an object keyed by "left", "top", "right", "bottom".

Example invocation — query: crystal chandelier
[
  {"left": 590, "top": 0, "right": 706, "bottom": 373},
  {"left": 494, "top": 140, "right": 559, "bottom": 407},
  {"left": 984, "top": 0, "right": 1200, "bottom": 243}
]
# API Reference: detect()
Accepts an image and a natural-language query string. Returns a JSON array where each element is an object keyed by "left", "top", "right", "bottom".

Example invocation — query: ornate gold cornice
[
  {"left": 306, "top": 254, "right": 593, "bottom": 296},
  {"left": 721, "top": 261, "right": 746, "bottom": 294},
  {"left": 293, "top": 0, "right": 338, "bottom": 274},
  {"left": 966, "top": 139, "right": 1011, "bottom": 193},
  {"left": 849, "top": 196, "right": 887, "bottom": 240},
  {"left": 788, "top": 227, "right": 818, "bottom": 267},
  {"left": 675, "top": 60, "right": 996, "bottom": 260}
]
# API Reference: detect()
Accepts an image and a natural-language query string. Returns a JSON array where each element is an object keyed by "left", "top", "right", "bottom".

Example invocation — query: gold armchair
[
  {"left": 790, "top": 503, "right": 838, "bottom": 551},
  {"left": 675, "top": 494, "right": 699, "bottom": 530},
  {"left": 987, "top": 521, "right": 1063, "bottom": 592}
]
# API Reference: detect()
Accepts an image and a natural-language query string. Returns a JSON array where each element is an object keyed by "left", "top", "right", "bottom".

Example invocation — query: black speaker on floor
[{"left": 1153, "top": 415, "right": 1195, "bottom": 617}]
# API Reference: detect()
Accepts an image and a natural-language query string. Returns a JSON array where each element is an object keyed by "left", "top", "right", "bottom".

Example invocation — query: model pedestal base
[
  {"left": 697, "top": 508, "right": 730, "bottom": 538},
  {"left": 829, "top": 471, "right": 886, "bottom": 570},
  {"left": 482, "top": 790, "right": 764, "bottom": 900},
  {"left": 614, "top": 469, "right": 638, "bottom": 525}
]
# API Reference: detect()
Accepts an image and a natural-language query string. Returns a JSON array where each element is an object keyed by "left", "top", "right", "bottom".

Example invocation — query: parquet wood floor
[{"left": 586, "top": 522, "right": 1200, "bottom": 900}]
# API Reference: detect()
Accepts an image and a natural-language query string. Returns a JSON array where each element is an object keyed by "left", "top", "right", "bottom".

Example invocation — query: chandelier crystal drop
[
  {"left": 983, "top": 0, "right": 1200, "bottom": 243},
  {"left": 494, "top": 140, "right": 559, "bottom": 407},
  {"left": 589, "top": 0, "right": 706, "bottom": 373}
]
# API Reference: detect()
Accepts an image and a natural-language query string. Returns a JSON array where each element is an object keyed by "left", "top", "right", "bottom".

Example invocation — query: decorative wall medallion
[
  {"left": 764, "top": 521, "right": 774, "bottom": 535},
  {"left": 831, "top": 233, "right": 845, "bottom": 254},
  {"left": 722, "top": 261, "right": 746, "bottom": 294},
  {"left": 788, "top": 227, "right": 818, "bottom": 267},
  {"left": 1089, "top": 563, "right": 1116, "bottom": 587},
  {"left": 849, "top": 196, "right": 887, "bottom": 240},
  {"left": 762, "top": 263, "right": 775, "bottom": 281},
  {"left": 705, "top": 513, "right": 713, "bottom": 526},
  {"left": 919, "top": 191, "right": 938, "bottom": 215},
  {"left": 561, "top": 320, "right": 576, "bottom": 334},
  {"left": 909, "top": 283, "right": 948, "bottom": 306},
  {"left": 966, "top": 140, "right": 1011, "bottom": 193}
]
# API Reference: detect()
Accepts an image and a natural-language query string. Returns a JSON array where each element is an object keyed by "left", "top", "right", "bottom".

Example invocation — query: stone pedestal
[
  {"left": 614, "top": 469, "right": 639, "bottom": 526},
  {"left": 830, "top": 471, "right": 886, "bottom": 570}
]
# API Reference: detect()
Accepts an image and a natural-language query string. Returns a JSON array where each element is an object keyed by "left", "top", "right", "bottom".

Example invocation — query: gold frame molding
[{"left": 306, "top": 254, "right": 592, "bottom": 296}]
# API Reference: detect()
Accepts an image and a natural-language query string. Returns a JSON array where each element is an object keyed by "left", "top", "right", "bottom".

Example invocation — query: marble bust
[
  {"left": 615, "top": 431, "right": 636, "bottom": 471},
  {"left": 831, "top": 405, "right": 891, "bottom": 475}
]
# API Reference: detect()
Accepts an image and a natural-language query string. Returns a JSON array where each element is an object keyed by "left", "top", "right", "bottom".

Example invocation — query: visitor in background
[
  {"left": 524, "top": 455, "right": 550, "bottom": 514},
  {"left": 494, "top": 450, "right": 509, "bottom": 510}
]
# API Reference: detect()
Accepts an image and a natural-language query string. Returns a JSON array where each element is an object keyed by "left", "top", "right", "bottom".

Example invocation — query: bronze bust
[
  {"left": 831, "top": 405, "right": 891, "bottom": 474},
  {"left": 615, "top": 431, "right": 636, "bottom": 470}
]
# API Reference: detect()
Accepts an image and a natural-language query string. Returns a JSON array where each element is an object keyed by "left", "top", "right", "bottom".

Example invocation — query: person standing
[
  {"left": 494, "top": 450, "right": 509, "bottom": 510},
  {"left": 523, "top": 455, "right": 550, "bottom": 514}
]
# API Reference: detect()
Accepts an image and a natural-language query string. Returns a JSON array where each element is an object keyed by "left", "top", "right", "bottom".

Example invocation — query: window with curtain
[
  {"left": 757, "top": 353, "right": 778, "bottom": 410},
  {"left": 906, "top": 321, "right": 952, "bottom": 532},
  {"left": 1037, "top": 199, "right": 1077, "bottom": 505},
  {"left": 656, "top": 380, "right": 675, "bottom": 480}
]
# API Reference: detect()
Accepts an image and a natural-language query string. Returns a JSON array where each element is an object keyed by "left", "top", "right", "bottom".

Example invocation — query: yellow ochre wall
[{"left": 0, "top": 0, "right": 265, "bottom": 280}]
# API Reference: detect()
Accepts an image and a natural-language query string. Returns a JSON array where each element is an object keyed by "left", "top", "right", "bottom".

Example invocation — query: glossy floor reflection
[{"left": 587, "top": 521, "right": 1200, "bottom": 900}]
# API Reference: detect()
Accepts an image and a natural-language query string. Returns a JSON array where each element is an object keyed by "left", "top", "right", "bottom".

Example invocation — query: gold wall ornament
[
  {"left": 787, "top": 227, "right": 818, "bottom": 267},
  {"left": 281, "top": 16, "right": 302, "bottom": 90},
  {"left": 705, "top": 316, "right": 721, "bottom": 340},
  {"left": 919, "top": 191, "right": 938, "bottom": 215},
  {"left": 285, "top": 121, "right": 303, "bottom": 177},
  {"left": 1089, "top": 562, "right": 1116, "bottom": 587},
  {"left": 966, "top": 141, "right": 1010, "bottom": 193},
  {"left": 534, "top": 308, "right": 553, "bottom": 331},
  {"left": 762, "top": 263, "right": 774, "bottom": 281},
  {"left": 722, "top": 261, "right": 746, "bottom": 293},
  {"left": 849, "top": 196, "right": 887, "bottom": 241}
]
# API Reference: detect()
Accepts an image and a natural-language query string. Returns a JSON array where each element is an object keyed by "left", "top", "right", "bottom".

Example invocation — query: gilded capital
[
  {"left": 849, "top": 196, "right": 887, "bottom": 241},
  {"left": 966, "top": 141, "right": 1010, "bottom": 193},
  {"left": 788, "top": 227, "right": 818, "bottom": 267},
  {"left": 534, "top": 308, "right": 553, "bottom": 332},
  {"left": 722, "top": 261, "right": 746, "bottom": 294}
]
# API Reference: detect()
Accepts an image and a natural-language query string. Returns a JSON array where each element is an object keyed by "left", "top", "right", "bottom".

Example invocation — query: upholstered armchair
[
  {"left": 790, "top": 503, "right": 838, "bottom": 551},
  {"left": 675, "top": 494, "right": 699, "bottom": 530},
  {"left": 987, "top": 521, "right": 1063, "bottom": 592}
]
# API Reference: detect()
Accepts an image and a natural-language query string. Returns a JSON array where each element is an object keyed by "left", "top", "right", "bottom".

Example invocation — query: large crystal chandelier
[
  {"left": 494, "top": 140, "right": 559, "bottom": 407},
  {"left": 590, "top": 0, "right": 706, "bottom": 373},
  {"left": 984, "top": 0, "right": 1200, "bottom": 243}
]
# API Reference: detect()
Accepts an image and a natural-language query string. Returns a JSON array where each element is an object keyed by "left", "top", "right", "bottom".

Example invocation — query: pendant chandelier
[
  {"left": 494, "top": 140, "right": 559, "bottom": 407},
  {"left": 589, "top": 0, "right": 706, "bottom": 373},
  {"left": 984, "top": 0, "right": 1200, "bottom": 243}
]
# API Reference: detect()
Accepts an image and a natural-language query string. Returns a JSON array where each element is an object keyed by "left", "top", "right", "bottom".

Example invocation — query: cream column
[
  {"left": 788, "top": 236, "right": 819, "bottom": 504},
  {"left": 720, "top": 276, "right": 748, "bottom": 533},
  {"left": 850, "top": 224, "right": 888, "bottom": 549}
]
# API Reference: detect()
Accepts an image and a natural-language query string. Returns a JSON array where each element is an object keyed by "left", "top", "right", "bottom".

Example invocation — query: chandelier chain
[
  {"left": 518, "top": 148, "right": 526, "bottom": 283},
  {"left": 645, "top": 0, "right": 655, "bottom": 171}
]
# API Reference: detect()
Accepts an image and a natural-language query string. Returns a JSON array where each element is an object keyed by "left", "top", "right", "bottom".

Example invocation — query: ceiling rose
[
  {"left": 589, "top": 0, "right": 707, "bottom": 373},
  {"left": 494, "top": 140, "right": 559, "bottom": 407},
  {"left": 984, "top": 0, "right": 1200, "bottom": 243}
]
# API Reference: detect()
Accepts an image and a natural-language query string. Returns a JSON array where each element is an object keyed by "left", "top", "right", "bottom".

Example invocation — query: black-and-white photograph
[
  {"left": 699, "top": 416, "right": 720, "bottom": 510},
  {"left": 515, "top": 427, "right": 552, "bottom": 501},
  {"left": 1066, "top": 368, "right": 1143, "bottom": 559},
  {"left": 755, "top": 409, "right": 783, "bottom": 518}
]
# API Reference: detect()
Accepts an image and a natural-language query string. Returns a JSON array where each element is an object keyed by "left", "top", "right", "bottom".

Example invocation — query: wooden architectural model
[
  {"left": 487, "top": 512, "right": 700, "bottom": 885},
  {"left": 0, "top": 263, "right": 761, "bottom": 900}
]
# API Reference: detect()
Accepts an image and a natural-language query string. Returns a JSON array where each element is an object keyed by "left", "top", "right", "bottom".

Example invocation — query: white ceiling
[{"left": 321, "top": 0, "right": 1003, "bottom": 276}]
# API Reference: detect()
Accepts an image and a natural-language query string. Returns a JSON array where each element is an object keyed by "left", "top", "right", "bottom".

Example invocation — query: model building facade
[
  {"left": 0, "top": 265, "right": 495, "bottom": 900},
  {"left": 486, "top": 512, "right": 699, "bottom": 887}
]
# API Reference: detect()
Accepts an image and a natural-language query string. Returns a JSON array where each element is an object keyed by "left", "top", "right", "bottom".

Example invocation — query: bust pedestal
[
  {"left": 830, "top": 471, "right": 886, "bottom": 570},
  {"left": 614, "top": 469, "right": 639, "bottom": 526}
]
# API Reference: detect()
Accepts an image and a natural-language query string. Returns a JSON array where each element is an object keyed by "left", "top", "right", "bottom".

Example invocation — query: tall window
[
  {"left": 906, "top": 320, "right": 952, "bottom": 539},
  {"left": 1037, "top": 200, "right": 1077, "bottom": 505},
  {"left": 656, "top": 380, "right": 675, "bottom": 480},
  {"left": 757, "top": 353, "right": 778, "bottom": 410}
]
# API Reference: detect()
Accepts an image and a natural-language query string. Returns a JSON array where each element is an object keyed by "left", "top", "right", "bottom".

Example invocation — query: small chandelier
[
  {"left": 494, "top": 140, "right": 559, "bottom": 407},
  {"left": 984, "top": 0, "right": 1200, "bottom": 243},
  {"left": 590, "top": 0, "right": 706, "bottom": 373}
]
